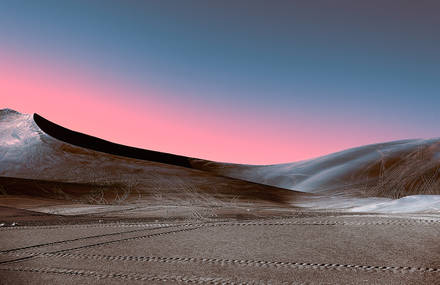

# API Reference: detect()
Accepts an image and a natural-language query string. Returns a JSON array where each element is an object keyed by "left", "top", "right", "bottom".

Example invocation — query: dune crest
[
  {"left": 191, "top": 139, "right": 440, "bottom": 198},
  {"left": 0, "top": 109, "right": 303, "bottom": 215},
  {"left": 1, "top": 109, "right": 439, "bottom": 213}
]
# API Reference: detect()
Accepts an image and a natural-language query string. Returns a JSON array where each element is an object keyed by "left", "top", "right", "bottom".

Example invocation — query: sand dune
[
  {"left": 1, "top": 109, "right": 439, "bottom": 214},
  {"left": 191, "top": 139, "right": 440, "bottom": 198},
  {"left": 1, "top": 109, "right": 439, "bottom": 285},
  {"left": 0, "top": 109, "right": 304, "bottom": 219}
]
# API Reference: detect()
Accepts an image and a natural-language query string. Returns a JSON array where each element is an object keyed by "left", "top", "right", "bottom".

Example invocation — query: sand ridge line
[
  {"left": 0, "top": 266, "right": 272, "bottom": 285},
  {"left": 9, "top": 252, "right": 439, "bottom": 274}
]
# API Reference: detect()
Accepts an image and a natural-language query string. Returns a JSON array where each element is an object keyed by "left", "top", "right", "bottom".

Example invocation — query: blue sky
[{"left": 1, "top": 1, "right": 439, "bottom": 163}]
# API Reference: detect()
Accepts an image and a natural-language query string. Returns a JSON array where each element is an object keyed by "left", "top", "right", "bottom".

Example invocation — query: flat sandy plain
[{"left": 1, "top": 202, "right": 439, "bottom": 285}]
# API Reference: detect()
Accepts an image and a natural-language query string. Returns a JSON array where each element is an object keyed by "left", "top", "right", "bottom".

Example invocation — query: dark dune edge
[
  {"left": 32, "top": 113, "right": 308, "bottom": 201},
  {"left": 0, "top": 112, "right": 309, "bottom": 211},
  {"left": 34, "top": 113, "right": 193, "bottom": 168}
]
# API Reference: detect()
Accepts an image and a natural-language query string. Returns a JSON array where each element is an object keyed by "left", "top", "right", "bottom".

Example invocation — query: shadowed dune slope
[
  {"left": 2, "top": 109, "right": 439, "bottom": 203},
  {"left": 0, "top": 109, "right": 304, "bottom": 207},
  {"left": 191, "top": 139, "right": 440, "bottom": 198},
  {"left": 33, "top": 113, "right": 192, "bottom": 168}
]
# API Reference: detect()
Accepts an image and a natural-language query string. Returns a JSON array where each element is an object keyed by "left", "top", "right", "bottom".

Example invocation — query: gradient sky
[{"left": 1, "top": 1, "right": 439, "bottom": 164}]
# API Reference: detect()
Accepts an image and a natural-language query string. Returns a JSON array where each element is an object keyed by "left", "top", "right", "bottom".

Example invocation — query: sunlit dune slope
[
  {"left": 0, "top": 109, "right": 304, "bottom": 207},
  {"left": 2, "top": 108, "right": 439, "bottom": 208},
  {"left": 191, "top": 139, "right": 440, "bottom": 198}
]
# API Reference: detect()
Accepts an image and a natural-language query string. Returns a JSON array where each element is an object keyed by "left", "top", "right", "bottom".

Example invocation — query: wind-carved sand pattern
[{"left": 0, "top": 109, "right": 439, "bottom": 284}]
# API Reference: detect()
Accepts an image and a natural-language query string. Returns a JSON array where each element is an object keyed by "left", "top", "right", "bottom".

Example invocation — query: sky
[{"left": 1, "top": 1, "right": 439, "bottom": 164}]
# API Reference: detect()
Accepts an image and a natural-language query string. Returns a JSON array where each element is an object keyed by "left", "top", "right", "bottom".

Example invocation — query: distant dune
[{"left": 191, "top": 139, "right": 440, "bottom": 198}]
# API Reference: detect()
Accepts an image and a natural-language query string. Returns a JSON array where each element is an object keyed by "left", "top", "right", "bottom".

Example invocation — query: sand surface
[
  {"left": 1, "top": 204, "right": 439, "bottom": 284},
  {"left": 1, "top": 110, "right": 439, "bottom": 284}
]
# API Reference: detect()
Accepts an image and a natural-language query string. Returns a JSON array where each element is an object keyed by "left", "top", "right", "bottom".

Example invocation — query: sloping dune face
[
  {"left": 1, "top": 109, "right": 438, "bottom": 214},
  {"left": 191, "top": 139, "right": 440, "bottom": 198},
  {"left": 0, "top": 109, "right": 301, "bottom": 208}
]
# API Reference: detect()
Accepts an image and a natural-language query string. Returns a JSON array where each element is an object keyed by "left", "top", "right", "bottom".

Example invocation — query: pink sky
[{"left": 0, "top": 48, "right": 408, "bottom": 164}]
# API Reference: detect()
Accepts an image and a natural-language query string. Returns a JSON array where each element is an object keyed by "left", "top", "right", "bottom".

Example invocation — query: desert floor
[{"left": 1, "top": 202, "right": 439, "bottom": 285}]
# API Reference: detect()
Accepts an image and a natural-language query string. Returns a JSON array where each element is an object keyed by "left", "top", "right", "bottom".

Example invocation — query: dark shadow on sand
[{"left": 34, "top": 113, "right": 193, "bottom": 168}]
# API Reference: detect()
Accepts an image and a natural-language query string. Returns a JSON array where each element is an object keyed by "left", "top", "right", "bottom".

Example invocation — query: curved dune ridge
[
  {"left": 0, "top": 109, "right": 439, "bottom": 213},
  {"left": 33, "top": 113, "right": 193, "bottom": 168},
  {"left": 192, "top": 138, "right": 440, "bottom": 198},
  {"left": 0, "top": 109, "right": 304, "bottom": 216},
  {"left": 191, "top": 139, "right": 440, "bottom": 198}
]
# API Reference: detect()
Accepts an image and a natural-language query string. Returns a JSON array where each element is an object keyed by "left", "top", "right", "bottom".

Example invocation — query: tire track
[
  {"left": 0, "top": 226, "right": 203, "bottom": 265},
  {"left": 1, "top": 217, "right": 438, "bottom": 232},
  {"left": 0, "top": 266, "right": 259, "bottom": 284},
  {"left": 1, "top": 217, "right": 438, "bottom": 265},
  {"left": 204, "top": 219, "right": 440, "bottom": 227},
  {"left": 0, "top": 224, "right": 177, "bottom": 254},
  {"left": 2, "top": 218, "right": 438, "bottom": 254},
  {"left": 0, "top": 222, "right": 178, "bottom": 231},
  {"left": 8, "top": 252, "right": 439, "bottom": 274},
  {"left": 1, "top": 221, "right": 438, "bottom": 282},
  {"left": 0, "top": 216, "right": 440, "bottom": 231}
]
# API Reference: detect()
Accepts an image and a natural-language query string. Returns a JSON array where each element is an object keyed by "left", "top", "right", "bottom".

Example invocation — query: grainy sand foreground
[{"left": 0, "top": 205, "right": 439, "bottom": 285}]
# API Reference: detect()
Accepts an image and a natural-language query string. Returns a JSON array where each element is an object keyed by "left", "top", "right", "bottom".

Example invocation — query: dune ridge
[
  {"left": 191, "top": 139, "right": 440, "bottom": 199},
  {"left": 0, "top": 109, "right": 304, "bottom": 218},
  {"left": 1, "top": 109, "right": 439, "bottom": 213}
]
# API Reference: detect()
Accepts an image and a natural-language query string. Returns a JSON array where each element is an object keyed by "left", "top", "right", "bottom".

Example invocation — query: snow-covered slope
[{"left": 191, "top": 138, "right": 440, "bottom": 198}]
